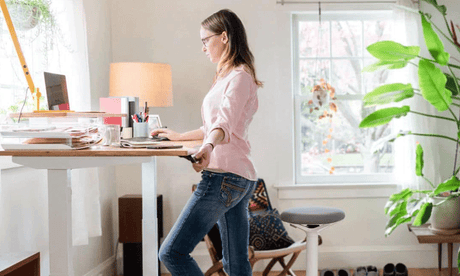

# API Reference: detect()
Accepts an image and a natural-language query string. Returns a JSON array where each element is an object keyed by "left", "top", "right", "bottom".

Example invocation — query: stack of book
[{"left": 0, "top": 126, "right": 102, "bottom": 150}]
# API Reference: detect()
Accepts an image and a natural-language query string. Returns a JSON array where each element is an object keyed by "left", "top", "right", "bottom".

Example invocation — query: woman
[{"left": 154, "top": 9, "right": 263, "bottom": 276}]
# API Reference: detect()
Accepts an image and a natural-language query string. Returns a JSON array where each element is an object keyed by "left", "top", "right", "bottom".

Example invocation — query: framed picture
[{"left": 148, "top": 114, "right": 162, "bottom": 130}]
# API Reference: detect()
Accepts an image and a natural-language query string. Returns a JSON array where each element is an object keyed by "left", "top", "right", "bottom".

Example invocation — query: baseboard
[
  {"left": 93, "top": 244, "right": 457, "bottom": 274},
  {"left": 191, "top": 243, "right": 457, "bottom": 272},
  {"left": 83, "top": 255, "right": 116, "bottom": 276}
]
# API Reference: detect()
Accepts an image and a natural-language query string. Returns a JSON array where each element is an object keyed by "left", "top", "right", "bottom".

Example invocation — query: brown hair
[{"left": 201, "top": 9, "right": 263, "bottom": 88}]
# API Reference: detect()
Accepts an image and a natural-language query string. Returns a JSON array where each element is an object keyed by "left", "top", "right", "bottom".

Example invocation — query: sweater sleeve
[
  {"left": 206, "top": 72, "right": 253, "bottom": 145},
  {"left": 200, "top": 125, "right": 205, "bottom": 136}
]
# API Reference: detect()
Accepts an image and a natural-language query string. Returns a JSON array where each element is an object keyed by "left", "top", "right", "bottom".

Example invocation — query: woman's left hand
[{"left": 192, "top": 144, "right": 213, "bottom": 172}]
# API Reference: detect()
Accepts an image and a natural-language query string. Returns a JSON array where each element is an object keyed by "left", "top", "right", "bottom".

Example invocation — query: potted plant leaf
[
  {"left": 5, "top": 0, "right": 53, "bottom": 30},
  {"left": 358, "top": 0, "right": 460, "bottom": 268}
]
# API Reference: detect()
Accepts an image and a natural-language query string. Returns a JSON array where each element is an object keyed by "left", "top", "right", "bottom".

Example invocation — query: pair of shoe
[
  {"left": 354, "top": 265, "right": 379, "bottom": 276},
  {"left": 320, "top": 268, "right": 352, "bottom": 276},
  {"left": 383, "top": 263, "right": 408, "bottom": 276}
]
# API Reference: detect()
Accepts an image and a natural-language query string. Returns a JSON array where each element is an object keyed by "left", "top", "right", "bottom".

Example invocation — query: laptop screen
[{"left": 44, "top": 72, "right": 70, "bottom": 110}]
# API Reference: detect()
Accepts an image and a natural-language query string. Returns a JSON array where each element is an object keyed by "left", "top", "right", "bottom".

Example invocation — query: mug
[
  {"left": 133, "top": 122, "right": 149, "bottom": 138},
  {"left": 121, "top": 127, "right": 133, "bottom": 139},
  {"left": 101, "top": 124, "right": 120, "bottom": 146}
]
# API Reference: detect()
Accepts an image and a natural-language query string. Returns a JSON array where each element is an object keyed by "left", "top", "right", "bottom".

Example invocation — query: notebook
[{"left": 120, "top": 136, "right": 169, "bottom": 148}]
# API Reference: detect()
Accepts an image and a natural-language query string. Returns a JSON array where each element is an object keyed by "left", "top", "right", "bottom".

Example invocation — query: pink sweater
[{"left": 200, "top": 67, "right": 259, "bottom": 181}]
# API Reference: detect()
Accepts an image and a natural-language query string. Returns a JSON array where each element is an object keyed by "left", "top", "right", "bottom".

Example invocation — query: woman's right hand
[{"left": 150, "top": 128, "right": 182, "bottom": 141}]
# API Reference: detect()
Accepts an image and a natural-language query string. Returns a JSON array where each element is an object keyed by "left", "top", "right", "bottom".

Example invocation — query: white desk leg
[
  {"left": 48, "top": 169, "right": 74, "bottom": 276},
  {"left": 142, "top": 157, "right": 158, "bottom": 276}
]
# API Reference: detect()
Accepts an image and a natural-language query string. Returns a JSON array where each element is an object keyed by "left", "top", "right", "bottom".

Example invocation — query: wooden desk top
[
  {"left": 9, "top": 112, "right": 127, "bottom": 118},
  {"left": 0, "top": 140, "right": 202, "bottom": 157},
  {"left": 407, "top": 224, "right": 460, "bottom": 243}
]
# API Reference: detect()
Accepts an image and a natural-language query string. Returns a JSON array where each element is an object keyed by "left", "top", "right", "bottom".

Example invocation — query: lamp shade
[{"left": 109, "top": 62, "right": 173, "bottom": 107}]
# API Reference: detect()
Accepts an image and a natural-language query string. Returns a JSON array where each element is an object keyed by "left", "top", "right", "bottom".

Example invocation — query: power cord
[{"left": 17, "top": 87, "right": 29, "bottom": 123}]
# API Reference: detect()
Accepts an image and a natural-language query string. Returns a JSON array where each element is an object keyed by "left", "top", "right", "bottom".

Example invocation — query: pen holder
[{"left": 133, "top": 122, "right": 149, "bottom": 138}]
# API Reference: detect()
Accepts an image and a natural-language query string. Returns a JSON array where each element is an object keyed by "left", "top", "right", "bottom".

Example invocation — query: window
[
  {"left": 1, "top": 2, "right": 53, "bottom": 116},
  {"left": 293, "top": 11, "right": 396, "bottom": 184},
  {"left": 0, "top": 0, "right": 89, "bottom": 120},
  {"left": 0, "top": 0, "right": 90, "bottom": 169}
]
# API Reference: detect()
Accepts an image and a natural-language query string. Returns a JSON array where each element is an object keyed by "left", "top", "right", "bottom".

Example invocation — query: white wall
[
  {"left": 1, "top": 0, "right": 459, "bottom": 275},
  {"left": 0, "top": 0, "right": 116, "bottom": 275},
  {"left": 109, "top": 0, "right": 460, "bottom": 272}
]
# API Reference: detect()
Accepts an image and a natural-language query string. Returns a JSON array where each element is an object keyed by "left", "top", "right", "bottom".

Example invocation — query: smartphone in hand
[{"left": 179, "top": 155, "right": 198, "bottom": 163}]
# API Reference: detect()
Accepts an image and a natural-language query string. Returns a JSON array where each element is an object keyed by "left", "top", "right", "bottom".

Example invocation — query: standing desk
[{"left": 0, "top": 140, "right": 201, "bottom": 276}]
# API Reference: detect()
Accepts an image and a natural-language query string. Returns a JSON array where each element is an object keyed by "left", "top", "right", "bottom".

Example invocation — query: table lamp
[{"left": 109, "top": 63, "right": 173, "bottom": 109}]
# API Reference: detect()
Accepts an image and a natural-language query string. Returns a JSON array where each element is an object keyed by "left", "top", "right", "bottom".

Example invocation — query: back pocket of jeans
[{"left": 219, "top": 176, "right": 246, "bottom": 207}]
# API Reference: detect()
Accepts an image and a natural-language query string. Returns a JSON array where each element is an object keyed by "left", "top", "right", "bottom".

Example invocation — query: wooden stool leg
[
  {"left": 263, "top": 258, "right": 280, "bottom": 276},
  {"left": 448, "top": 243, "right": 453, "bottom": 276},
  {"left": 438, "top": 243, "right": 442, "bottom": 271}
]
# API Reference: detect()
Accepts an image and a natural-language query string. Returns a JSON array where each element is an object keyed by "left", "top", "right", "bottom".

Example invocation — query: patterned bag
[
  {"left": 248, "top": 179, "right": 295, "bottom": 251},
  {"left": 205, "top": 179, "right": 295, "bottom": 258}
]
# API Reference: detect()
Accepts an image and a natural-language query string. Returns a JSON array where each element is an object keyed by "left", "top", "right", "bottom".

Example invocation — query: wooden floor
[{"left": 160, "top": 268, "right": 459, "bottom": 276}]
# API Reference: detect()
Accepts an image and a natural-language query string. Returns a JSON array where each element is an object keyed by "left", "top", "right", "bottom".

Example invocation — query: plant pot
[
  {"left": 429, "top": 196, "right": 460, "bottom": 235},
  {"left": 8, "top": 3, "right": 41, "bottom": 30}
]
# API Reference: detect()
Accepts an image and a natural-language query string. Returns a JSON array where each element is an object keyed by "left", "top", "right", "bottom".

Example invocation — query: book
[
  {"left": 128, "top": 97, "right": 139, "bottom": 128},
  {"left": 99, "top": 97, "right": 129, "bottom": 127}
]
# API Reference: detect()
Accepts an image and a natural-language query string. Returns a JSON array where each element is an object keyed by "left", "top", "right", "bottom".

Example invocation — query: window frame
[{"left": 292, "top": 11, "right": 396, "bottom": 184}]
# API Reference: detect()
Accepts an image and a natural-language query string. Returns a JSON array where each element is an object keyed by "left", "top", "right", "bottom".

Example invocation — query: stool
[{"left": 281, "top": 206, "right": 345, "bottom": 276}]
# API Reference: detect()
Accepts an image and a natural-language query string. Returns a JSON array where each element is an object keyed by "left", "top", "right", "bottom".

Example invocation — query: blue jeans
[{"left": 159, "top": 170, "right": 256, "bottom": 276}]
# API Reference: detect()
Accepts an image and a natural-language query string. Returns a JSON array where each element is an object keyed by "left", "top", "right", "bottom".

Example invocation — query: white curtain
[
  {"left": 392, "top": 0, "right": 442, "bottom": 191},
  {"left": 52, "top": 0, "right": 102, "bottom": 246},
  {"left": 51, "top": 0, "right": 91, "bottom": 111}
]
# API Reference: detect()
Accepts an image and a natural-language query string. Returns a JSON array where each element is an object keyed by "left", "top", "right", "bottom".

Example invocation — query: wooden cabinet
[{"left": 0, "top": 252, "right": 40, "bottom": 276}]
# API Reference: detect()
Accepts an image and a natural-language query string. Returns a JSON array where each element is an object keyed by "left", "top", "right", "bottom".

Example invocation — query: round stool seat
[{"left": 280, "top": 206, "right": 345, "bottom": 225}]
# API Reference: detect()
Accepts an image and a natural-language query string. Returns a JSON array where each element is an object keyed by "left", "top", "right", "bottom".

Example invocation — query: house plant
[
  {"left": 5, "top": 0, "right": 53, "bottom": 30},
  {"left": 358, "top": 0, "right": 460, "bottom": 270},
  {"left": 3, "top": 0, "right": 61, "bottom": 55}
]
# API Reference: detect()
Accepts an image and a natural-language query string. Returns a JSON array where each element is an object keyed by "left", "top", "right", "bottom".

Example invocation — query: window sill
[{"left": 274, "top": 183, "right": 398, "bottom": 199}]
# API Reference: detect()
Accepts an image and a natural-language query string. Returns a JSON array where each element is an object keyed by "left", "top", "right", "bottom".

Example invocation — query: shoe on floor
[
  {"left": 383, "top": 263, "right": 395, "bottom": 276},
  {"left": 353, "top": 266, "right": 367, "bottom": 276},
  {"left": 337, "top": 268, "right": 351, "bottom": 276},
  {"left": 320, "top": 269, "right": 336, "bottom": 276},
  {"left": 395, "top": 263, "right": 408, "bottom": 276},
  {"left": 367, "top": 265, "right": 379, "bottom": 276}
]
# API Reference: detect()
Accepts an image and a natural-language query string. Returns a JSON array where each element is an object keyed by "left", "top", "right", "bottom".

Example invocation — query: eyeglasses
[{"left": 201, "top": 33, "right": 221, "bottom": 47}]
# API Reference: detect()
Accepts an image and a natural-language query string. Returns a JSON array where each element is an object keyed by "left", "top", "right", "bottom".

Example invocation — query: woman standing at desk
[{"left": 152, "top": 9, "right": 263, "bottom": 276}]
